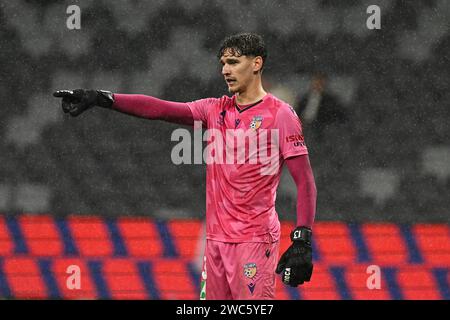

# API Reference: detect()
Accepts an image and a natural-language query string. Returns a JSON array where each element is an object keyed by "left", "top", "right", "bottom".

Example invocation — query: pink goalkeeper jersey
[{"left": 187, "top": 93, "right": 308, "bottom": 243}]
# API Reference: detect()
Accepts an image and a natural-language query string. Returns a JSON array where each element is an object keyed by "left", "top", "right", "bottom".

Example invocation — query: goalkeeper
[{"left": 53, "top": 33, "right": 317, "bottom": 300}]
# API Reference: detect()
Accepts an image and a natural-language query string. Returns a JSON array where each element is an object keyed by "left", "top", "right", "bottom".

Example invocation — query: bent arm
[
  {"left": 112, "top": 94, "right": 194, "bottom": 126},
  {"left": 285, "top": 154, "right": 317, "bottom": 229}
]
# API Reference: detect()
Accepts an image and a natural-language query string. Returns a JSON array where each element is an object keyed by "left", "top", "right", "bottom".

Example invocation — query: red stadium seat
[
  {"left": 0, "top": 216, "right": 13, "bottom": 256},
  {"left": 19, "top": 215, "right": 63, "bottom": 257},
  {"left": 275, "top": 285, "right": 291, "bottom": 300},
  {"left": 299, "top": 264, "right": 340, "bottom": 300},
  {"left": 117, "top": 217, "right": 162, "bottom": 258},
  {"left": 344, "top": 264, "right": 391, "bottom": 300},
  {"left": 361, "top": 223, "right": 408, "bottom": 265},
  {"left": 52, "top": 258, "right": 97, "bottom": 299},
  {"left": 167, "top": 220, "right": 203, "bottom": 259},
  {"left": 67, "top": 216, "right": 113, "bottom": 257},
  {"left": 396, "top": 266, "right": 441, "bottom": 300},
  {"left": 152, "top": 259, "right": 197, "bottom": 300},
  {"left": 314, "top": 222, "right": 356, "bottom": 264},
  {"left": 1, "top": 215, "right": 446, "bottom": 300},
  {"left": 3, "top": 258, "right": 47, "bottom": 299},
  {"left": 103, "top": 258, "right": 147, "bottom": 299},
  {"left": 412, "top": 224, "right": 450, "bottom": 266}
]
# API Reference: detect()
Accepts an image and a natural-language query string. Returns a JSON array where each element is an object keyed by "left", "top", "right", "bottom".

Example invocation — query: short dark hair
[{"left": 217, "top": 33, "right": 267, "bottom": 69}]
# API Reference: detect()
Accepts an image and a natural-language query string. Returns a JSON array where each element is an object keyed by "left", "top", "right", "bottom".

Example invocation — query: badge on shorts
[
  {"left": 244, "top": 263, "right": 258, "bottom": 294},
  {"left": 244, "top": 263, "right": 257, "bottom": 279},
  {"left": 249, "top": 116, "right": 263, "bottom": 131}
]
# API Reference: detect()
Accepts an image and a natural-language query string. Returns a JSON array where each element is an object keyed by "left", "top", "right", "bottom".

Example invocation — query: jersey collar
[{"left": 234, "top": 93, "right": 270, "bottom": 113}]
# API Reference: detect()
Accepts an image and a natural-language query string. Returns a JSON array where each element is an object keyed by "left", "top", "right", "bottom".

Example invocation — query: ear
[{"left": 253, "top": 56, "right": 264, "bottom": 73}]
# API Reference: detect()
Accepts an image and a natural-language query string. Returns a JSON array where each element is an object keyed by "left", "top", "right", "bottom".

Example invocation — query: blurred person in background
[
  {"left": 295, "top": 72, "right": 348, "bottom": 141},
  {"left": 53, "top": 33, "right": 316, "bottom": 300}
]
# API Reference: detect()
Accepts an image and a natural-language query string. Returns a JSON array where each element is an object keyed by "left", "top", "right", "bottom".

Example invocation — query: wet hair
[{"left": 217, "top": 33, "right": 267, "bottom": 70}]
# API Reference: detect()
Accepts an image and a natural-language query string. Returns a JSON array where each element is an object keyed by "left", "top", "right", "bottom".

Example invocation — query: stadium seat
[
  {"left": 18, "top": 215, "right": 63, "bottom": 257},
  {"left": 344, "top": 264, "right": 391, "bottom": 300},
  {"left": 108, "top": 1, "right": 150, "bottom": 35},
  {"left": 328, "top": 76, "right": 358, "bottom": 105},
  {"left": 313, "top": 222, "right": 356, "bottom": 264},
  {"left": 0, "top": 217, "right": 448, "bottom": 300},
  {"left": 167, "top": 220, "right": 203, "bottom": 259},
  {"left": 117, "top": 217, "right": 163, "bottom": 258},
  {"left": 360, "top": 168, "right": 399, "bottom": 207},
  {"left": 152, "top": 259, "right": 197, "bottom": 300},
  {"left": 396, "top": 266, "right": 441, "bottom": 299},
  {"left": 103, "top": 259, "right": 147, "bottom": 299},
  {"left": 67, "top": 217, "right": 113, "bottom": 257},
  {"left": 52, "top": 258, "right": 97, "bottom": 299},
  {"left": 397, "top": 32, "right": 433, "bottom": 62},
  {"left": 0, "top": 185, "right": 11, "bottom": 212},
  {"left": 412, "top": 224, "right": 450, "bottom": 266},
  {"left": 14, "top": 184, "right": 51, "bottom": 213},
  {"left": 422, "top": 146, "right": 450, "bottom": 183},
  {"left": 275, "top": 283, "right": 292, "bottom": 300},
  {"left": 0, "top": 216, "right": 13, "bottom": 256},
  {"left": 3, "top": 258, "right": 47, "bottom": 299},
  {"left": 299, "top": 264, "right": 340, "bottom": 300},
  {"left": 361, "top": 223, "right": 408, "bottom": 265}
]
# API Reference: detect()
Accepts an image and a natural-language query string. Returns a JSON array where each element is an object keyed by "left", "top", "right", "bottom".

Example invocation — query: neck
[{"left": 235, "top": 79, "right": 267, "bottom": 105}]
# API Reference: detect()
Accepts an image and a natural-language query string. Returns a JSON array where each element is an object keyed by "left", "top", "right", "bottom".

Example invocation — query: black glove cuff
[
  {"left": 290, "top": 226, "right": 312, "bottom": 244},
  {"left": 96, "top": 90, "right": 114, "bottom": 108}
]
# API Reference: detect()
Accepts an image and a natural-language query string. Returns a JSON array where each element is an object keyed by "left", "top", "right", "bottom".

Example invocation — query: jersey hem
[{"left": 206, "top": 235, "right": 279, "bottom": 244}]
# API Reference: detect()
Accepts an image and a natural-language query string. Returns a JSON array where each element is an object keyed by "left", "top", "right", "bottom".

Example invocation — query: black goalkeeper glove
[
  {"left": 276, "top": 226, "right": 313, "bottom": 287},
  {"left": 53, "top": 89, "right": 114, "bottom": 117}
]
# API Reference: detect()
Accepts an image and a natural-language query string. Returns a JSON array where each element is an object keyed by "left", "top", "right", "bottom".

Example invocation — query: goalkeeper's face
[{"left": 220, "top": 49, "right": 263, "bottom": 94}]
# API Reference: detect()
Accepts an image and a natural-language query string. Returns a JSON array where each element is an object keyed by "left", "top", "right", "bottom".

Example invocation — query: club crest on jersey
[
  {"left": 249, "top": 116, "right": 263, "bottom": 130},
  {"left": 244, "top": 263, "right": 257, "bottom": 279}
]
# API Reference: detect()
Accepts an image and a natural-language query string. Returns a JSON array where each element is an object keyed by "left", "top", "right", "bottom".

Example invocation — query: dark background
[{"left": 0, "top": 0, "right": 449, "bottom": 223}]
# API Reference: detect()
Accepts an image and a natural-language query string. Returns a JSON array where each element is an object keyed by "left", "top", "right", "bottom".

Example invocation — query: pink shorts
[{"left": 200, "top": 239, "right": 279, "bottom": 300}]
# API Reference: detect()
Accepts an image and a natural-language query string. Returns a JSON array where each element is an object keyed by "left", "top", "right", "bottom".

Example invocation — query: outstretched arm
[
  {"left": 112, "top": 94, "right": 194, "bottom": 126},
  {"left": 285, "top": 154, "right": 317, "bottom": 228},
  {"left": 53, "top": 89, "right": 194, "bottom": 126}
]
